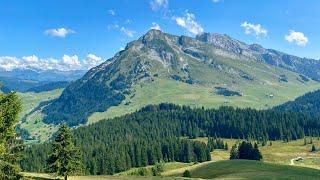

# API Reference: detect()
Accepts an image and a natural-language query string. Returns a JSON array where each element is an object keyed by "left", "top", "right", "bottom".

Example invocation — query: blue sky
[{"left": 0, "top": 0, "right": 319, "bottom": 71}]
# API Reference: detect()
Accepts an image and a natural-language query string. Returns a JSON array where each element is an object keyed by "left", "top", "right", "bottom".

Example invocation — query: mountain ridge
[
  {"left": 25, "top": 29, "right": 320, "bottom": 126},
  {"left": 196, "top": 32, "right": 320, "bottom": 81}
]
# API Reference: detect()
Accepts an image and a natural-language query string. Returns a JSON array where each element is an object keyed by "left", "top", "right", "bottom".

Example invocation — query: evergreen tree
[
  {"left": 238, "top": 141, "right": 252, "bottom": 160},
  {"left": 229, "top": 144, "right": 238, "bottom": 160},
  {"left": 224, "top": 142, "right": 229, "bottom": 150},
  {"left": 21, "top": 103, "right": 320, "bottom": 175},
  {"left": 311, "top": 145, "right": 317, "bottom": 152},
  {"left": 230, "top": 141, "right": 262, "bottom": 161},
  {"left": 47, "top": 125, "right": 83, "bottom": 180},
  {"left": 252, "top": 143, "right": 263, "bottom": 160},
  {"left": 0, "top": 92, "right": 23, "bottom": 180}
]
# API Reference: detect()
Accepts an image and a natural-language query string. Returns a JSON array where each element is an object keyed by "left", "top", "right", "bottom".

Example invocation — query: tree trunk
[{"left": 64, "top": 175, "right": 68, "bottom": 180}]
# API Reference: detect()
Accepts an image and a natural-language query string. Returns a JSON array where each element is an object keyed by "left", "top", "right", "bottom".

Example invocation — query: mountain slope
[
  {"left": 27, "top": 30, "right": 320, "bottom": 126},
  {"left": 196, "top": 33, "right": 320, "bottom": 81},
  {"left": 275, "top": 90, "right": 320, "bottom": 117}
]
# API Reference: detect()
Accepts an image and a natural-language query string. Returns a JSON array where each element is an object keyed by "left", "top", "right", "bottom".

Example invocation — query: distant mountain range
[
  {"left": 0, "top": 69, "right": 86, "bottom": 82},
  {"left": 0, "top": 69, "right": 85, "bottom": 92},
  {"left": 36, "top": 30, "right": 320, "bottom": 126}
]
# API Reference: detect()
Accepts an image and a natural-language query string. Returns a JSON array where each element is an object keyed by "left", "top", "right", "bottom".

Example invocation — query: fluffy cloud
[
  {"left": 44, "top": 28, "right": 75, "bottom": 38},
  {"left": 173, "top": 12, "right": 204, "bottom": 35},
  {"left": 285, "top": 30, "right": 308, "bottom": 46},
  {"left": 241, "top": 21, "right": 267, "bottom": 37},
  {"left": 120, "top": 27, "right": 135, "bottom": 37},
  {"left": 0, "top": 54, "right": 103, "bottom": 72},
  {"left": 150, "top": 22, "right": 161, "bottom": 30},
  {"left": 150, "top": 0, "right": 169, "bottom": 11}
]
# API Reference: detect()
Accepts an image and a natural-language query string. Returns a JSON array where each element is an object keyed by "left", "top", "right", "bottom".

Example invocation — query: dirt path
[{"left": 290, "top": 157, "right": 320, "bottom": 165}]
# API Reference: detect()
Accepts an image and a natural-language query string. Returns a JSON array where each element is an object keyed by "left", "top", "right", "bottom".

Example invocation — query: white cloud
[
  {"left": 44, "top": 28, "right": 75, "bottom": 38},
  {"left": 212, "top": 0, "right": 221, "bottom": 3},
  {"left": 285, "top": 30, "right": 308, "bottom": 46},
  {"left": 108, "top": 9, "right": 116, "bottom": 16},
  {"left": 120, "top": 27, "right": 135, "bottom": 37},
  {"left": 62, "top": 55, "right": 81, "bottom": 68},
  {"left": 241, "top": 21, "right": 267, "bottom": 37},
  {"left": 150, "top": 22, "right": 161, "bottom": 30},
  {"left": 22, "top": 55, "right": 39, "bottom": 63},
  {"left": 85, "top": 54, "right": 103, "bottom": 67},
  {"left": 173, "top": 12, "right": 204, "bottom": 35},
  {"left": 150, "top": 0, "right": 169, "bottom": 11},
  {"left": 0, "top": 54, "right": 103, "bottom": 72}
]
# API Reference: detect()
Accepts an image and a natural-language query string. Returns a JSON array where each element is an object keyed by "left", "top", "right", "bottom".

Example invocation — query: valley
[{"left": 3, "top": 1, "right": 320, "bottom": 179}]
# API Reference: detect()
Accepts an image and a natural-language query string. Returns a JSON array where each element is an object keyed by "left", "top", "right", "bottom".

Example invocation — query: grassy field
[
  {"left": 24, "top": 160, "right": 320, "bottom": 180},
  {"left": 87, "top": 77, "right": 320, "bottom": 124},
  {"left": 24, "top": 138, "right": 320, "bottom": 179},
  {"left": 18, "top": 89, "right": 63, "bottom": 143},
  {"left": 194, "top": 137, "right": 320, "bottom": 169},
  {"left": 167, "top": 160, "right": 320, "bottom": 179}
]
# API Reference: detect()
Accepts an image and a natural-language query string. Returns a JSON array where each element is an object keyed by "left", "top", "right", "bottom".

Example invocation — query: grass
[
  {"left": 18, "top": 89, "right": 63, "bottom": 143},
  {"left": 167, "top": 160, "right": 320, "bottom": 179},
  {"left": 22, "top": 137, "right": 320, "bottom": 179},
  {"left": 194, "top": 137, "right": 320, "bottom": 169},
  {"left": 23, "top": 172, "right": 182, "bottom": 180},
  {"left": 24, "top": 160, "right": 320, "bottom": 180},
  {"left": 115, "top": 162, "right": 194, "bottom": 176},
  {"left": 87, "top": 77, "right": 320, "bottom": 124}
]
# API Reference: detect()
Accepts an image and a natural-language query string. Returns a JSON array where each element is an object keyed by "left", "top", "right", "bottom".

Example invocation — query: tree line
[{"left": 20, "top": 103, "right": 320, "bottom": 175}]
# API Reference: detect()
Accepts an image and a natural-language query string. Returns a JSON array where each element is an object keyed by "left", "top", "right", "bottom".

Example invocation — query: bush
[
  {"left": 151, "top": 163, "right": 164, "bottom": 176},
  {"left": 137, "top": 167, "right": 148, "bottom": 176},
  {"left": 183, "top": 170, "right": 191, "bottom": 177}
]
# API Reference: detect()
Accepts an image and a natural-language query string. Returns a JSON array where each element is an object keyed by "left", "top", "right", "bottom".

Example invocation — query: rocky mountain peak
[
  {"left": 196, "top": 33, "right": 248, "bottom": 54},
  {"left": 140, "top": 29, "right": 171, "bottom": 43}
]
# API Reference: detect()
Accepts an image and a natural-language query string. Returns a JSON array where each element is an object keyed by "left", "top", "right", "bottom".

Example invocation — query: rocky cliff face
[{"left": 196, "top": 32, "right": 320, "bottom": 81}]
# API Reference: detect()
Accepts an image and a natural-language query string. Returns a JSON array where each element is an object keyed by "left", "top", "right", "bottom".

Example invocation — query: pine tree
[
  {"left": 251, "top": 143, "right": 263, "bottom": 161},
  {"left": 229, "top": 144, "right": 238, "bottom": 160},
  {"left": 224, "top": 142, "right": 229, "bottom": 150},
  {"left": 311, "top": 145, "right": 317, "bottom": 152},
  {"left": 47, "top": 125, "right": 83, "bottom": 180},
  {"left": 0, "top": 92, "right": 23, "bottom": 180},
  {"left": 304, "top": 137, "right": 307, "bottom": 146}
]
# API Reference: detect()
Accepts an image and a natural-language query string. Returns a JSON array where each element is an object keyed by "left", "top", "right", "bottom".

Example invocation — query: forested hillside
[
  {"left": 275, "top": 90, "right": 320, "bottom": 117},
  {"left": 21, "top": 103, "right": 320, "bottom": 175}
]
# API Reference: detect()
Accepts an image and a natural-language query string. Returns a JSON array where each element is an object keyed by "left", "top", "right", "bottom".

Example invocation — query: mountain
[
  {"left": 0, "top": 69, "right": 86, "bottom": 82},
  {"left": 0, "top": 76, "right": 46, "bottom": 92},
  {"left": 275, "top": 89, "right": 320, "bottom": 117},
  {"left": 0, "top": 76, "right": 69, "bottom": 93},
  {"left": 0, "top": 69, "right": 84, "bottom": 92},
  {"left": 196, "top": 33, "right": 320, "bottom": 81},
  {"left": 25, "top": 81, "right": 70, "bottom": 93},
  {"left": 25, "top": 30, "right": 320, "bottom": 127}
]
